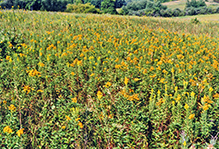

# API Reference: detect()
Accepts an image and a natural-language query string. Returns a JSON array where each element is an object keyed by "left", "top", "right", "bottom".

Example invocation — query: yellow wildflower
[
  {"left": 189, "top": 114, "right": 195, "bottom": 119},
  {"left": 8, "top": 104, "right": 16, "bottom": 111},
  {"left": 104, "top": 82, "right": 112, "bottom": 88},
  {"left": 134, "top": 78, "right": 140, "bottom": 82},
  {"left": 184, "top": 103, "right": 189, "bottom": 110},
  {"left": 78, "top": 122, "right": 83, "bottom": 128},
  {"left": 38, "top": 62, "right": 44, "bottom": 67},
  {"left": 66, "top": 115, "right": 71, "bottom": 121},
  {"left": 97, "top": 91, "right": 103, "bottom": 99},
  {"left": 3, "top": 126, "right": 13, "bottom": 133},
  {"left": 72, "top": 97, "right": 77, "bottom": 103},
  {"left": 203, "top": 104, "right": 209, "bottom": 111},
  {"left": 183, "top": 141, "right": 186, "bottom": 147},
  {"left": 75, "top": 118, "right": 80, "bottom": 122},
  {"left": 90, "top": 73, "right": 95, "bottom": 77},
  {"left": 61, "top": 126, "right": 66, "bottom": 129},
  {"left": 16, "top": 128, "right": 24, "bottom": 137},
  {"left": 124, "top": 77, "right": 129, "bottom": 85},
  {"left": 191, "top": 92, "right": 195, "bottom": 98},
  {"left": 209, "top": 87, "right": 213, "bottom": 93}
]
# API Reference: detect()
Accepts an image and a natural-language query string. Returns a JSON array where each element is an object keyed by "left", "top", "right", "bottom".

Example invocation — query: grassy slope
[
  {"left": 163, "top": 0, "right": 219, "bottom": 10},
  {"left": 151, "top": 13, "right": 219, "bottom": 21}
]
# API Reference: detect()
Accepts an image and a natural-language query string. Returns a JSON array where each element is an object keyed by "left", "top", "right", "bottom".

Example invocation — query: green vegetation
[
  {"left": 66, "top": 3, "right": 101, "bottom": 14},
  {"left": 0, "top": 10, "right": 219, "bottom": 148}
]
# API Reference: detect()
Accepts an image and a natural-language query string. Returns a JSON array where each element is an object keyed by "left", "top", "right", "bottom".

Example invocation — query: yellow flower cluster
[
  {"left": 3, "top": 126, "right": 13, "bottom": 134},
  {"left": 119, "top": 89, "right": 139, "bottom": 101}
]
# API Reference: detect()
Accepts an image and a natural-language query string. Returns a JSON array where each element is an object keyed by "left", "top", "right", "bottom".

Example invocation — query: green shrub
[
  {"left": 66, "top": 3, "right": 101, "bottom": 13},
  {"left": 190, "top": 17, "right": 200, "bottom": 24}
]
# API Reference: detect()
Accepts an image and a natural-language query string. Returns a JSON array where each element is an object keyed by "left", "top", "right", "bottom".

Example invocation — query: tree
[
  {"left": 115, "top": 0, "right": 126, "bottom": 8},
  {"left": 101, "top": 0, "right": 117, "bottom": 14},
  {"left": 91, "top": 0, "right": 102, "bottom": 8}
]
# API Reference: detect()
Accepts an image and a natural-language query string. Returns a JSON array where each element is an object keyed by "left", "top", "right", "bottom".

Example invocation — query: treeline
[
  {"left": 0, "top": 0, "right": 125, "bottom": 13},
  {"left": 0, "top": 0, "right": 71, "bottom": 11},
  {"left": 121, "top": 0, "right": 219, "bottom": 17},
  {"left": 0, "top": 0, "right": 219, "bottom": 17}
]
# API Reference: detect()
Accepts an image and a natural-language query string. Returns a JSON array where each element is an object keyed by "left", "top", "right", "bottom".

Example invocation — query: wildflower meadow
[{"left": 0, "top": 9, "right": 219, "bottom": 148}]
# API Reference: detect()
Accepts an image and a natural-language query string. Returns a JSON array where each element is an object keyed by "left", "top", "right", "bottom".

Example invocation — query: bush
[
  {"left": 190, "top": 17, "right": 200, "bottom": 24},
  {"left": 185, "top": 7, "right": 197, "bottom": 15},
  {"left": 66, "top": 3, "right": 101, "bottom": 13},
  {"left": 185, "top": 0, "right": 206, "bottom": 9},
  {"left": 162, "top": 9, "right": 173, "bottom": 17},
  {"left": 173, "top": 8, "right": 182, "bottom": 17}
]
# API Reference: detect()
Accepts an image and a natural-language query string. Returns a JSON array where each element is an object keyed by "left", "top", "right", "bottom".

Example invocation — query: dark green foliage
[
  {"left": 115, "top": 0, "right": 126, "bottom": 8},
  {"left": 91, "top": 0, "right": 102, "bottom": 8},
  {"left": 173, "top": 8, "right": 182, "bottom": 16},
  {"left": 122, "top": 0, "right": 167, "bottom": 15},
  {"left": 0, "top": 0, "right": 71, "bottom": 11},
  {"left": 65, "top": 3, "right": 101, "bottom": 13},
  {"left": 190, "top": 17, "right": 200, "bottom": 24},
  {"left": 40, "top": 0, "right": 68, "bottom": 11},
  {"left": 185, "top": 0, "right": 206, "bottom": 9},
  {"left": 101, "top": 0, "right": 117, "bottom": 14}
]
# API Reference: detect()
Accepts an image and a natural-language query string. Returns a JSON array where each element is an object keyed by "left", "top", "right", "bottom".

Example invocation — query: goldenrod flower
[
  {"left": 191, "top": 92, "right": 195, "bottom": 98},
  {"left": 6, "top": 56, "right": 10, "bottom": 60},
  {"left": 78, "top": 122, "right": 83, "bottom": 128},
  {"left": 209, "top": 87, "right": 213, "bottom": 93},
  {"left": 97, "top": 91, "right": 103, "bottom": 99},
  {"left": 66, "top": 115, "right": 71, "bottom": 121},
  {"left": 16, "top": 128, "right": 24, "bottom": 137},
  {"left": 203, "top": 104, "right": 209, "bottom": 111},
  {"left": 134, "top": 78, "right": 140, "bottom": 82},
  {"left": 75, "top": 118, "right": 80, "bottom": 122},
  {"left": 189, "top": 114, "right": 195, "bottom": 119},
  {"left": 72, "top": 97, "right": 77, "bottom": 103},
  {"left": 124, "top": 77, "right": 129, "bottom": 85},
  {"left": 8, "top": 104, "right": 16, "bottom": 111},
  {"left": 38, "top": 62, "right": 44, "bottom": 67},
  {"left": 183, "top": 141, "right": 186, "bottom": 146},
  {"left": 3, "top": 126, "right": 13, "bottom": 134},
  {"left": 90, "top": 73, "right": 95, "bottom": 77},
  {"left": 104, "top": 82, "right": 112, "bottom": 88},
  {"left": 184, "top": 103, "right": 189, "bottom": 110}
]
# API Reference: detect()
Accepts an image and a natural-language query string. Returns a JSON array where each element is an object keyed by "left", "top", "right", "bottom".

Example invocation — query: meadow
[{"left": 0, "top": 10, "right": 219, "bottom": 148}]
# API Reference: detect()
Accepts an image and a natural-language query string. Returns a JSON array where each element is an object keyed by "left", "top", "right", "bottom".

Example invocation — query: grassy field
[
  {"left": 163, "top": 0, "right": 219, "bottom": 10},
  {"left": 0, "top": 10, "right": 219, "bottom": 148}
]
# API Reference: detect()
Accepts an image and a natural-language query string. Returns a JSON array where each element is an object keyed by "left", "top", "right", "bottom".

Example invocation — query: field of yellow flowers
[{"left": 0, "top": 10, "right": 219, "bottom": 148}]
